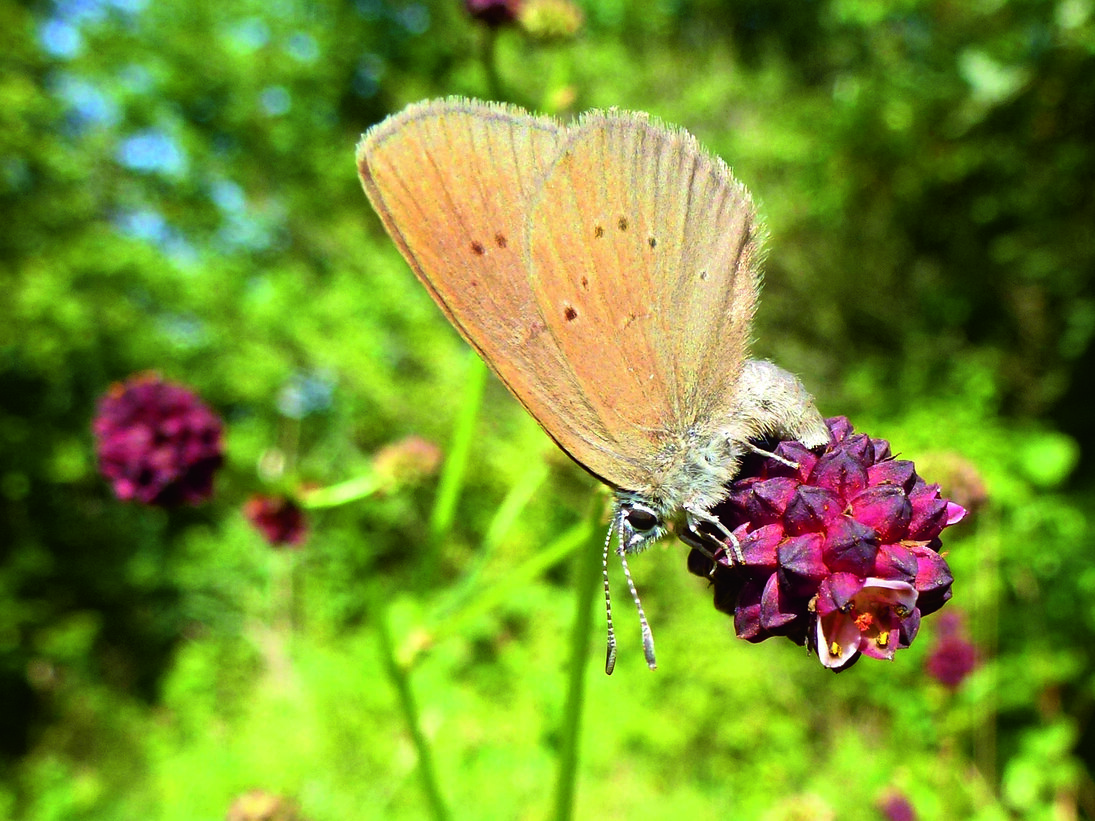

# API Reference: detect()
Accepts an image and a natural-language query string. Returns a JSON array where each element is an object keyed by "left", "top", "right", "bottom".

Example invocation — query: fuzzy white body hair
[{"left": 615, "top": 359, "right": 829, "bottom": 553}]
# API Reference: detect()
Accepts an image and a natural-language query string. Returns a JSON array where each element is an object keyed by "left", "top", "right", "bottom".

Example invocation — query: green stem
[
  {"left": 300, "top": 473, "right": 384, "bottom": 509},
  {"left": 482, "top": 460, "right": 551, "bottom": 551},
  {"left": 430, "top": 517, "right": 590, "bottom": 644},
  {"left": 438, "top": 459, "right": 551, "bottom": 616},
  {"left": 429, "top": 354, "right": 488, "bottom": 542},
  {"left": 374, "top": 594, "right": 451, "bottom": 821},
  {"left": 552, "top": 501, "right": 602, "bottom": 821}
]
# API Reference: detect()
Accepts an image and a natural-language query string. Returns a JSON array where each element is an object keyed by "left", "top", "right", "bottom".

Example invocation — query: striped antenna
[{"left": 602, "top": 517, "right": 618, "bottom": 675}]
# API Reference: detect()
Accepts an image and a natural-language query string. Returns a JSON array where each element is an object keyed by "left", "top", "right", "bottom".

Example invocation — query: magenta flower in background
[
  {"left": 243, "top": 494, "right": 308, "bottom": 547},
  {"left": 688, "top": 416, "right": 967, "bottom": 671},
  {"left": 924, "top": 610, "right": 980, "bottom": 688},
  {"left": 93, "top": 373, "right": 224, "bottom": 506},
  {"left": 877, "top": 790, "right": 918, "bottom": 821}
]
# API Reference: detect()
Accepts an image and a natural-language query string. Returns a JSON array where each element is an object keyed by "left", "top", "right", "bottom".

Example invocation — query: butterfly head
[{"left": 615, "top": 494, "right": 670, "bottom": 554}]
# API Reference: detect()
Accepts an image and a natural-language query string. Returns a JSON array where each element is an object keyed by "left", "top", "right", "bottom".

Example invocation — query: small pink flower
[
  {"left": 815, "top": 576, "right": 918, "bottom": 670},
  {"left": 93, "top": 373, "right": 224, "bottom": 506},
  {"left": 372, "top": 435, "right": 442, "bottom": 487},
  {"left": 243, "top": 494, "right": 308, "bottom": 547}
]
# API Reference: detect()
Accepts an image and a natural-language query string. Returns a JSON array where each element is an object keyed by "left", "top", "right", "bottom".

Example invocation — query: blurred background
[{"left": 3, "top": 0, "right": 1094, "bottom": 818}]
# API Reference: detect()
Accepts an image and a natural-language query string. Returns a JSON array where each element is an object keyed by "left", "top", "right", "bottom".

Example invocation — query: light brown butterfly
[{"left": 357, "top": 98, "right": 827, "bottom": 672}]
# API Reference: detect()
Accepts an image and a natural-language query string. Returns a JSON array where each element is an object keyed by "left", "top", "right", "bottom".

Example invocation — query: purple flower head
[
  {"left": 924, "top": 610, "right": 980, "bottom": 689},
  {"left": 877, "top": 790, "right": 918, "bottom": 821},
  {"left": 93, "top": 373, "right": 224, "bottom": 506},
  {"left": 688, "top": 417, "right": 966, "bottom": 671},
  {"left": 465, "top": 0, "right": 521, "bottom": 27},
  {"left": 243, "top": 494, "right": 308, "bottom": 547}
]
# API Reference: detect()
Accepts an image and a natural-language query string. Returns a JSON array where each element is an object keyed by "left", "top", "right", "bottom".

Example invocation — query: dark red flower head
[
  {"left": 243, "top": 494, "right": 308, "bottom": 547},
  {"left": 465, "top": 0, "right": 521, "bottom": 27},
  {"left": 93, "top": 373, "right": 224, "bottom": 506},
  {"left": 688, "top": 417, "right": 966, "bottom": 671}
]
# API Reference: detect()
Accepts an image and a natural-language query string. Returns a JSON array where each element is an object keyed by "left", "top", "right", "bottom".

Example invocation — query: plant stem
[
  {"left": 429, "top": 354, "right": 487, "bottom": 544},
  {"left": 551, "top": 502, "right": 601, "bottom": 821},
  {"left": 300, "top": 473, "right": 383, "bottom": 509},
  {"left": 375, "top": 594, "right": 451, "bottom": 821},
  {"left": 431, "top": 517, "right": 589, "bottom": 642}
]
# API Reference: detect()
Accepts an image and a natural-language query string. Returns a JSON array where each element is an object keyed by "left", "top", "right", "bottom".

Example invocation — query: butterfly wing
[
  {"left": 357, "top": 98, "right": 624, "bottom": 478},
  {"left": 525, "top": 111, "right": 761, "bottom": 477}
]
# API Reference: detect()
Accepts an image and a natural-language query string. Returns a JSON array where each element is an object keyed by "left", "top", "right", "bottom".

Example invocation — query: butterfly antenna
[
  {"left": 617, "top": 545, "right": 657, "bottom": 671},
  {"left": 603, "top": 517, "right": 618, "bottom": 675}
]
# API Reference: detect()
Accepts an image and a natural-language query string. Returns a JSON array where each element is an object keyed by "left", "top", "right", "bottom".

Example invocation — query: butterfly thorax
[
  {"left": 611, "top": 420, "right": 749, "bottom": 554},
  {"left": 640, "top": 421, "right": 749, "bottom": 513},
  {"left": 613, "top": 361, "right": 830, "bottom": 555}
]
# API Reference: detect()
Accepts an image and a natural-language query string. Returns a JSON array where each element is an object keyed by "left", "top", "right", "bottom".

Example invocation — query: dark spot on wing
[
  {"left": 699, "top": 270, "right": 708, "bottom": 281},
  {"left": 594, "top": 225, "right": 604, "bottom": 238},
  {"left": 495, "top": 232, "right": 507, "bottom": 248},
  {"left": 471, "top": 241, "right": 485, "bottom": 256},
  {"left": 580, "top": 276, "right": 589, "bottom": 289},
  {"left": 617, "top": 217, "right": 629, "bottom": 231},
  {"left": 564, "top": 306, "right": 578, "bottom": 322},
  {"left": 648, "top": 237, "right": 657, "bottom": 249}
]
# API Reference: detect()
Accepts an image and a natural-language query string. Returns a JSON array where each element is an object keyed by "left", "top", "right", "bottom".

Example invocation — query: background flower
[
  {"left": 924, "top": 610, "right": 980, "bottom": 689},
  {"left": 465, "top": 0, "right": 522, "bottom": 27},
  {"left": 92, "top": 373, "right": 224, "bottom": 506},
  {"left": 243, "top": 494, "right": 308, "bottom": 547}
]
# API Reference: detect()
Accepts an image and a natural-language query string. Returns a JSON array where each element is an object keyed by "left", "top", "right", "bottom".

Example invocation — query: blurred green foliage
[{"left": 2, "top": 0, "right": 1095, "bottom": 818}]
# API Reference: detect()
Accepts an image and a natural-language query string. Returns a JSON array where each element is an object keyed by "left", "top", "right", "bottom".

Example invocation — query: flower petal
[
  {"left": 826, "top": 416, "right": 854, "bottom": 442},
  {"left": 867, "top": 459, "right": 917, "bottom": 491},
  {"left": 909, "top": 545, "right": 954, "bottom": 616},
  {"left": 760, "top": 573, "right": 805, "bottom": 633},
  {"left": 850, "top": 485, "right": 913, "bottom": 543},
  {"left": 817, "top": 610, "right": 861, "bottom": 669},
  {"left": 776, "top": 533, "right": 828, "bottom": 596},
  {"left": 945, "top": 501, "right": 968, "bottom": 526},
  {"left": 740, "top": 523, "right": 784, "bottom": 570},
  {"left": 822, "top": 516, "right": 880, "bottom": 575},
  {"left": 733, "top": 578, "right": 768, "bottom": 642},
  {"left": 812, "top": 449, "right": 869, "bottom": 499},
  {"left": 743, "top": 477, "right": 800, "bottom": 525},
  {"left": 872, "top": 543, "right": 919, "bottom": 583},
  {"left": 908, "top": 481, "right": 949, "bottom": 540},
  {"left": 784, "top": 485, "right": 842, "bottom": 534}
]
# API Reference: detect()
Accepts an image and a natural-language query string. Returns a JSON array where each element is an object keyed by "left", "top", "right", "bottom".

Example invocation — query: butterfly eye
[{"left": 625, "top": 506, "right": 659, "bottom": 533}]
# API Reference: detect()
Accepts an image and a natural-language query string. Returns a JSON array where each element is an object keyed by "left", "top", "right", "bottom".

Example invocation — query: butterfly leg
[
  {"left": 677, "top": 525, "right": 727, "bottom": 579},
  {"left": 684, "top": 505, "right": 744, "bottom": 565},
  {"left": 744, "top": 441, "right": 802, "bottom": 470}
]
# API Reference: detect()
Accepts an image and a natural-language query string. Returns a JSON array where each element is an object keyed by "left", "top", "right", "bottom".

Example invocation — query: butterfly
[{"left": 357, "top": 98, "right": 827, "bottom": 672}]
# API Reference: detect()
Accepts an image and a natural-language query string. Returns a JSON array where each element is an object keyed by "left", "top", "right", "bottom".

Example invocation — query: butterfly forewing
[
  {"left": 357, "top": 99, "right": 622, "bottom": 478},
  {"left": 526, "top": 112, "right": 760, "bottom": 481}
]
